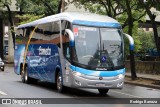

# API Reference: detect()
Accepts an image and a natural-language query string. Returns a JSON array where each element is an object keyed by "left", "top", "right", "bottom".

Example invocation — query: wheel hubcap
[{"left": 25, "top": 69, "right": 28, "bottom": 81}]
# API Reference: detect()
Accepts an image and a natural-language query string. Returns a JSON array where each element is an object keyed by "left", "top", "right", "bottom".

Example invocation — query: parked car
[{"left": 0, "top": 58, "right": 4, "bottom": 71}]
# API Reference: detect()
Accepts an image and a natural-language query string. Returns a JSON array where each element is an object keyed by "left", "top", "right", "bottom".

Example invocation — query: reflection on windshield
[
  {"left": 73, "top": 25, "right": 124, "bottom": 69},
  {"left": 101, "top": 28, "right": 123, "bottom": 67}
]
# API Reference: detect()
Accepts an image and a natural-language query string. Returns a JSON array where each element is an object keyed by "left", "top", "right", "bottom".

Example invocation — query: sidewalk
[{"left": 125, "top": 72, "right": 160, "bottom": 89}]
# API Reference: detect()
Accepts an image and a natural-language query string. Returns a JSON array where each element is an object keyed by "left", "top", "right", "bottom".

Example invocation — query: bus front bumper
[{"left": 70, "top": 72, "right": 125, "bottom": 89}]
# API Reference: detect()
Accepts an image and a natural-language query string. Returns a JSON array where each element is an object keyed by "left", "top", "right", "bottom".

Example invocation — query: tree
[
  {"left": 115, "top": 0, "right": 147, "bottom": 79},
  {"left": 0, "top": 13, "right": 4, "bottom": 59},
  {"left": 0, "top": 0, "right": 60, "bottom": 56},
  {"left": 138, "top": 29, "right": 155, "bottom": 52},
  {"left": 115, "top": 0, "right": 145, "bottom": 35},
  {"left": 71, "top": 0, "right": 126, "bottom": 19},
  {"left": 0, "top": 0, "right": 15, "bottom": 50},
  {"left": 16, "top": 0, "right": 59, "bottom": 16},
  {"left": 15, "top": 0, "right": 60, "bottom": 24},
  {"left": 138, "top": 0, "right": 160, "bottom": 52}
]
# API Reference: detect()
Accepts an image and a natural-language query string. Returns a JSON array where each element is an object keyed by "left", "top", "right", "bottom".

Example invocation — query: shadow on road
[{"left": 16, "top": 81, "right": 112, "bottom": 98}]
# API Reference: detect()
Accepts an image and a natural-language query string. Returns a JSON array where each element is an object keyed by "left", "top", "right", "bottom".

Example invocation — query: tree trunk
[
  {"left": 4, "top": 4, "right": 15, "bottom": 49},
  {"left": 138, "top": 0, "right": 160, "bottom": 52},
  {"left": 57, "top": 0, "right": 65, "bottom": 13},
  {"left": 150, "top": 16, "right": 160, "bottom": 52},
  {"left": 126, "top": 0, "right": 137, "bottom": 80},
  {"left": 0, "top": 17, "right": 4, "bottom": 59},
  {"left": 58, "top": 0, "right": 62, "bottom": 13}
]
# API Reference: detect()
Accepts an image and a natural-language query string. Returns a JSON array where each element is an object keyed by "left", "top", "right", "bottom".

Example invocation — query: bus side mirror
[
  {"left": 123, "top": 33, "right": 134, "bottom": 51},
  {"left": 65, "top": 29, "right": 75, "bottom": 47}
]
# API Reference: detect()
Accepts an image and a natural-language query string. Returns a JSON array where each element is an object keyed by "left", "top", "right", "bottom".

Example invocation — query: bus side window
[
  {"left": 66, "top": 47, "right": 70, "bottom": 59},
  {"left": 62, "top": 21, "right": 72, "bottom": 61},
  {"left": 66, "top": 21, "right": 71, "bottom": 30},
  {"left": 63, "top": 34, "right": 70, "bottom": 61}
]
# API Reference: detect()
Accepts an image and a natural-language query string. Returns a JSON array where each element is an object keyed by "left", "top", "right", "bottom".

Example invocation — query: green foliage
[
  {"left": 0, "top": 0, "right": 11, "bottom": 10},
  {"left": 16, "top": 0, "right": 59, "bottom": 15},
  {"left": 138, "top": 29, "right": 155, "bottom": 52},
  {"left": 15, "top": 0, "right": 59, "bottom": 25},
  {"left": 16, "top": 14, "right": 44, "bottom": 24},
  {"left": 72, "top": 0, "right": 119, "bottom": 18}
]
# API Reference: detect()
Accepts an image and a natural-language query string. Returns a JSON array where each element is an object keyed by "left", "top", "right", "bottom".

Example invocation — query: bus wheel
[
  {"left": 98, "top": 89, "right": 109, "bottom": 95},
  {"left": 56, "top": 72, "right": 65, "bottom": 93},
  {"left": 24, "top": 66, "right": 31, "bottom": 84},
  {"left": 21, "top": 67, "right": 25, "bottom": 83},
  {"left": 1, "top": 68, "right": 4, "bottom": 71}
]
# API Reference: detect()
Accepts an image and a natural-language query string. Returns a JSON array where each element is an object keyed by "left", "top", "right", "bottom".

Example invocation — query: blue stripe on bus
[
  {"left": 70, "top": 65, "right": 125, "bottom": 77},
  {"left": 72, "top": 20, "right": 121, "bottom": 28}
]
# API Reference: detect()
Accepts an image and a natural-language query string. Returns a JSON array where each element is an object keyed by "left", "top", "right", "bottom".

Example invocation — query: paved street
[{"left": 0, "top": 66, "right": 160, "bottom": 107}]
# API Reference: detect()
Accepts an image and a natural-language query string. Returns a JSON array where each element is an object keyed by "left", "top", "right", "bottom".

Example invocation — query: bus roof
[{"left": 17, "top": 12, "right": 121, "bottom": 28}]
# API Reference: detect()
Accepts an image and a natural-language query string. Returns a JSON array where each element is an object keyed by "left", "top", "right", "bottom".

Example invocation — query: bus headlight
[
  {"left": 72, "top": 71, "right": 82, "bottom": 76},
  {"left": 118, "top": 74, "right": 124, "bottom": 79},
  {"left": 0, "top": 62, "right": 4, "bottom": 65}
]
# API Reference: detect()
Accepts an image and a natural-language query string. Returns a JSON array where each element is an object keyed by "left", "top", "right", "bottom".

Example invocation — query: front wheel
[
  {"left": 56, "top": 72, "right": 66, "bottom": 93},
  {"left": 98, "top": 89, "right": 109, "bottom": 95},
  {"left": 1, "top": 68, "right": 4, "bottom": 71}
]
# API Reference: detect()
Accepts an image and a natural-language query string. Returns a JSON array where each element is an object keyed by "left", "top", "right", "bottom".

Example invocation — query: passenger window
[{"left": 66, "top": 46, "right": 70, "bottom": 59}]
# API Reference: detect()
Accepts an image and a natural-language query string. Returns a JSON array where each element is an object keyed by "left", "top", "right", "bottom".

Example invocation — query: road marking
[
  {"left": 0, "top": 90, "right": 7, "bottom": 96},
  {"left": 110, "top": 90, "right": 142, "bottom": 98}
]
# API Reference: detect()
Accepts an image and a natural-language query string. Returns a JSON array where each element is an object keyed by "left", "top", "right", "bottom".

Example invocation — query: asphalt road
[{"left": 0, "top": 66, "right": 160, "bottom": 107}]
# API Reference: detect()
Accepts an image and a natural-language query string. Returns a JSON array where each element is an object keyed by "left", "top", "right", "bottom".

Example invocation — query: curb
[
  {"left": 124, "top": 81, "right": 160, "bottom": 89},
  {"left": 125, "top": 75, "right": 160, "bottom": 89},
  {"left": 125, "top": 75, "right": 160, "bottom": 81}
]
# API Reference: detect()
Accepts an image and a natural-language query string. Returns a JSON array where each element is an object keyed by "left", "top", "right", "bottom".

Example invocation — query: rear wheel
[
  {"left": 56, "top": 72, "right": 66, "bottom": 93},
  {"left": 98, "top": 89, "right": 109, "bottom": 95},
  {"left": 21, "top": 67, "right": 25, "bottom": 83}
]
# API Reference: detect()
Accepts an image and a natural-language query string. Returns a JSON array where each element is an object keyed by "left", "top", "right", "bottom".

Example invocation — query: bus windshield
[{"left": 73, "top": 25, "right": 124, "bottom": 70}]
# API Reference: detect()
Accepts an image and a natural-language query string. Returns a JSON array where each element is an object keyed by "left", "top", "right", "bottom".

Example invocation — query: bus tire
[
  {"left": 56, "top": 72, "right": 66, "bottom": 93},
  {"left": 1, "top": 68, "right": 4, "bottom": 71},
  {"left": 98, "top": 89, "right": 109, "bottom": 95},
  {"left": 21, "top": 67, "right": 25, "bottom": 83},
  {"left": 24, "top": 66, "right": 31, "bottom": 84}
]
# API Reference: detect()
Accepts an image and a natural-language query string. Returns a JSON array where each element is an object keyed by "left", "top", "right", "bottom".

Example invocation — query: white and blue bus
[{"left": 15, "top": 12, "right": 133, "bottom": 95}]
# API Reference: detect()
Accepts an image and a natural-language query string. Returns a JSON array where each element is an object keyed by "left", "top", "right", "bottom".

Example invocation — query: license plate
[{"left": 96, "top": 83, "right": 105, "bottom": 87}]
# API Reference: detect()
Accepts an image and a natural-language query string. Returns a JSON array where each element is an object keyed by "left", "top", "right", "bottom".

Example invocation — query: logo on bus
[
  {"left": 99, "top": 77, "right": 103, "bottom": 80},
  {"left": 38, "top": 46, "right": 51, "bottom": 56}
]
